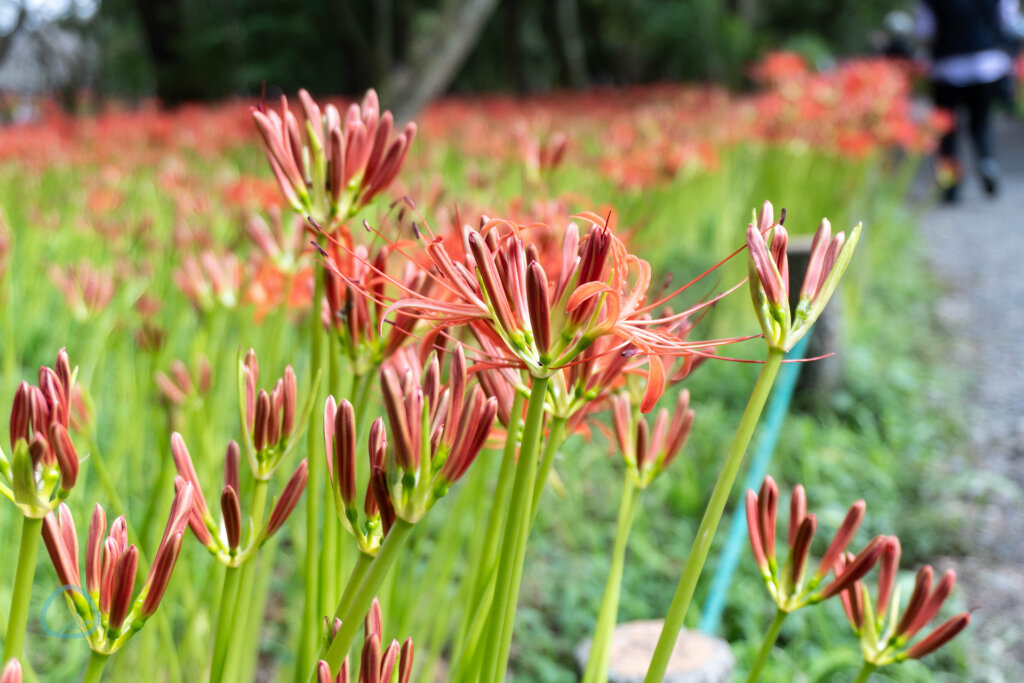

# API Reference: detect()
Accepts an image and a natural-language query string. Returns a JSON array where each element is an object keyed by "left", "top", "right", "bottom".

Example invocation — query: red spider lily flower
[
  {"left": 317, "top": 599, "right": 414, "bottom": 683},
  {"left": 173, "top": 250, "right": 242, "bottom": 312},
  {"left": 837, "top": 555, "right": 969, "bottom": 668},
  {"left": 39, "top": 484, "right": 192, "bottom": 653},
  {"left": 746, "top": 477, "right": 883, "bottom": 612},
  {"left": 326, "top": 212, "right": 740, "bottom": 413},
  {"left": 48, "top": 262, "right": 115, "bottom": 321},
  {"left": 252, "top": 89, "right": 416, "bottom": 228},
  {"left": 1, "top": 350, "right": 81, "bottom": 517},
  {"left": 237, "top": 350, "right": 318, "bottom": 479},
  {"left": 1, "top": 658, "right": 21, "bottom": 683},
  {"left": 746, "top": 201, "right": 861, "bottom": 351},
  {"left": 610, "top": 389, "right": 694, "bottom": 488},
  {"left": 155, "top": 357, "right": 212, "bottom": 406}
]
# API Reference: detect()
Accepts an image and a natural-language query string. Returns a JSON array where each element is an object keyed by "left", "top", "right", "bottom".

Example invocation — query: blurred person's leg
[
  {"left": 964, "top": 81, "right": 999, "bottom": 196},
  {"left": 932, "top": 81, "right": 962, "bottom": 203}
]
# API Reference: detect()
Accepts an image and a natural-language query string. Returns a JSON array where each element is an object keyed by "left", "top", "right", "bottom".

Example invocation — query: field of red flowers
[{"left": 0, "top": 54, "right": 968, "bottom": 683}]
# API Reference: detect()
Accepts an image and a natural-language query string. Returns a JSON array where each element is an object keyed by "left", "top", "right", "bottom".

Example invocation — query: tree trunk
[
  {"left": 133, "top": 0, "right": 199, "bottom": 104},
  {"left": 381, "top": 0, "right": 501, "bottom": 121}
]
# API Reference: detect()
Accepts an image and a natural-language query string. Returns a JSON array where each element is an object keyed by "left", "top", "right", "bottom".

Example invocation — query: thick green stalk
[
  {"left": 582, "top": 478, "right": 640, "bottom": 683},
  {"left": 454, "top": 390, "right": 525, "bottom": 655},
  {"left": 852, "top": 662, "right": 877, "bottom": 683},
  {"left": 296, "top": 261, "right": 326, "bottom": 682},
  {"left": 209, "top": 565, "right": 242, "bottom": 683},
  {"left": 332, "top": 551, "right": 372, "bottom": 629},
  {"left": 644, "top": 349, "right": 784, "bottom": 683},
  {"left": 480, "top": 376, "right": 549, "bottom": 682},
  {"left": 3, "top": 515, "right": 43, "bottom": 662},
  {"left": 81, "top": 650, "right": 110, "bottom": 683},
  {"left": 321, "top": 518, "right": 416, "bottom": 672},
  {"left": 220, "top": 479, "right": 269, "bottom": 682},
  {"left": 529, "top": 416, "right": 568, "bottom": 524},
  {"left": 745, "top": 609, "right": 787, "bottom": 683}
]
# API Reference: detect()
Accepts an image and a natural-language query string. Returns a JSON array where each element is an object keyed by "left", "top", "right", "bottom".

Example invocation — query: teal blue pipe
[{"left": 698, "top": 335, "right": 810, "bottom": 635}]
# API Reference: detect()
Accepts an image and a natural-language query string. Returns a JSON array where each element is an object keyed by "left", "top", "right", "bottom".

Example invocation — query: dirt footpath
[{"left": 914, "top": 113, "right": 1024, "bottom": 682}]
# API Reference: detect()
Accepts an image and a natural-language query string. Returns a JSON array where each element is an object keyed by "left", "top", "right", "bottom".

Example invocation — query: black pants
[{"left": 932, "top": 80, "right": 1000, "bottom": 174}]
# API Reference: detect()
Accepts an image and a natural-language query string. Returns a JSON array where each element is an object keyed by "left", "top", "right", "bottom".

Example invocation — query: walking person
[{"left": 917, "top": 0, "right": 1024, "bottom": 202}]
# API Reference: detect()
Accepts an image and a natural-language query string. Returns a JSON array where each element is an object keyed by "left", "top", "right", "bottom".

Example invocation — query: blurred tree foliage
[{"left": 90, "top": 0, "right": 901, "bottom": 108}]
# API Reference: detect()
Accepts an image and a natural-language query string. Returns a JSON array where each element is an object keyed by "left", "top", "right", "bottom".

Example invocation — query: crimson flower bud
[
  {"left": 1, "top": 658, "right": 22, "bottom": 683},
  {"left": 264, "top": 459, "right": 308, "bottom": 539},
  {"left": 816, "top": 499, "right": 866, "bottom": 578},
  {"left": 905, "top": 613, "right": 970, "bottom": 659},
  {"left": 221, "top": 487, "right": 242, "bottom": 550},
  {"left": 107, "top": 545, "right": 139, "bottom": 631}
]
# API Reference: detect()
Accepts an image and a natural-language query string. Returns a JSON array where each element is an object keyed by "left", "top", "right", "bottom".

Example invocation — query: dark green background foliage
[{"left": 83, "top": 0, "right": 903, "bottom": 103}]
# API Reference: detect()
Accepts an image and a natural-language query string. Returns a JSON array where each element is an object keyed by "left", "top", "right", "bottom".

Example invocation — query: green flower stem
[
  {"left": 321, "top": 334, "right": 342, "bottom": 617},
  {"left": 221, "top": 478, "right": 269, "bottom": 682},
  {"left": 3, "top": 515, "right": 43, "bottom": 662},
  {"left": 295, "top": 258, "right": 326, "bottom": 683},
  {"left": 582, "top": 478, "right": 640, "bottom": 683},
  {"left": 645, "top": 348, "right": 784, "bottom": 683},
  {"left": 331, "top": 551, "right": 372, "bottom": 629},
  {"left": 321, "top": 518, "right": 416, "bottom": 673},
  {"left": 745, "top": 609, "right": 787, "bottom": 683},
  {"left": 529, "top": 416, "right": 568, "bottom": 524},
  {"left": 852, "top": 662, "right": 877, "bottom": 683},
  {"left": 209, "top": 566, "right": 241, "bottom": 683},
  {"left": 481, "top": 375, "right": 550, "bottom": 682},
  {"left": 81, "top": 650, "right": 110, "bottom": 683},
  {"left": 454, "top": 390, "right": 525, "bottom": 658}
]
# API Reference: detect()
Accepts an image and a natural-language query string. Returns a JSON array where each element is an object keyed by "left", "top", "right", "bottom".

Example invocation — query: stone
[{"left": 574, "top": 621, "right": 735, "bottom": 683}]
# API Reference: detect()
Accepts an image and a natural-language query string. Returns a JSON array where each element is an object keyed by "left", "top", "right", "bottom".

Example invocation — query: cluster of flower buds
[
  {"left": 377, "top": 348, "right": 498, "bottom": 523},
  {"left": 39, "top": 485, "right": 193, "bottom": 653},
  {"left": 837, "top": 547, "right": 970, "bottom": 666},
  {"left": 48, "top": 262, "right": 115, "bottom": 321},
  {"left": 513, "top": 122, "right": 569, "bottom": 185},
  {"left": 746, "top": 201, "right": 861, "bottom": 351},
  {"left": 746, "top": 476, "right": 886, "bottom": 613},
  {"left": 154, "top": 356, "right": 212, "bottom": 406},
  {"left": 238, "top": 349, "right": 318, "bottom": 479},
  {"left": 322, "top": 239, "right": 430, "bottom": 374},
  {"left": 246, "top": 208, "right": 308, "bottom": 274},
  {"left": 316, "top": 598, "right": 413, "bottom": 683},
  {"left": 610, "top": 389, "right": 695, "bottom": 488},
  {"left": 0, "top": 658, "right": 21, "bottom": 683},
  {"left": 252, "top": 89, "right": 416, "bottom": 228},
  {"left": 1, "top": 350, "right": 81, "bottom": 518},
  {"left": 171, "top": 435, "right": 308, "bottom": 565},
  {"left": 173, "top": 250, "right": 242, "bottom": 312},
  {"left": 324, "top": 398, "right": 387, "bottom": 556}
]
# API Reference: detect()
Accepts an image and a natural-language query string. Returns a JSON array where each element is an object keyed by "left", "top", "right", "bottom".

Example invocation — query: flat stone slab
[{"left": 574, "top": 621, "right": 735, "bottom": 682}]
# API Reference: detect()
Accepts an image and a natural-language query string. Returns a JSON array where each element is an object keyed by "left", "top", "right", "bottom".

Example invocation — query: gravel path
[{"left": 914, "top": 113, "right": 1024, "bottom": 682}]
